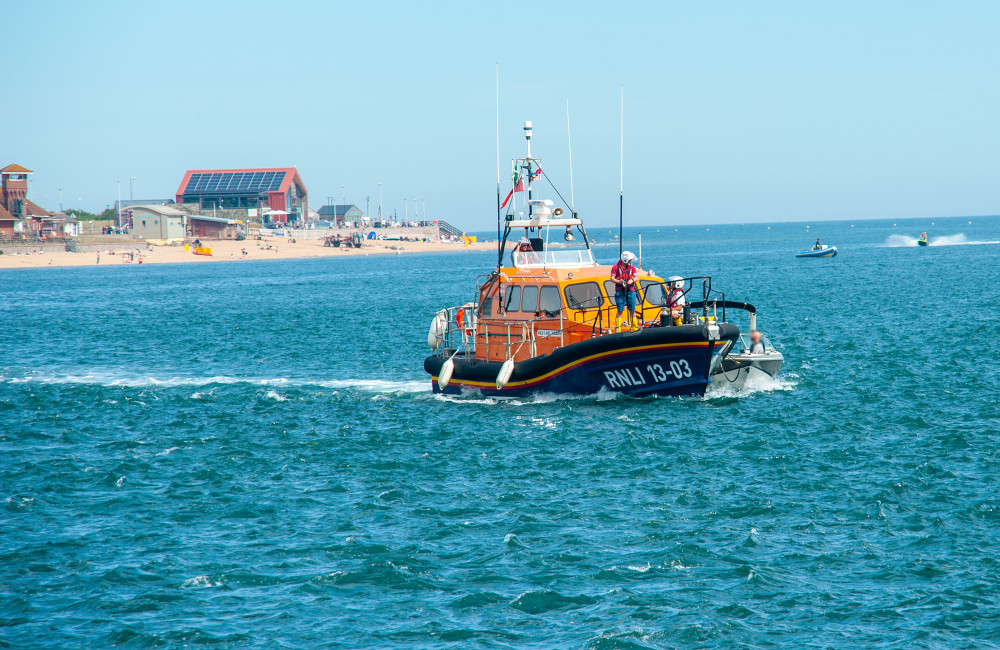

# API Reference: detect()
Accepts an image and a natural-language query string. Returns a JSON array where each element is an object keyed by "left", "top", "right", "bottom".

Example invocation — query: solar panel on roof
[{"left": 182, "top": 171, "right": 288, "bottom": 196}]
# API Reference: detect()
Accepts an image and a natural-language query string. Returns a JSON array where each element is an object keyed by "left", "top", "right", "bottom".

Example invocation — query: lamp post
[
  {"left": 422, "top": 198, "right": 425, "bottom": 221},
  {"left": 59, "top": 189, "right": 62, "bottom": 212},
  {"left": 115, "top": 180, "right": 121, "bottom": 228},
  {"left": 413, "top": 198, "right": 417, "bottom": 221},
  {"left": 129, "top": 176, "right": 135, "bottom": 200},
  {"left": 378, "top": 182, "right": 382, "bottom": 222}
]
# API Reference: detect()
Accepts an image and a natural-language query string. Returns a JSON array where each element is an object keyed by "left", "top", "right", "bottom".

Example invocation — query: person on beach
[
  {"left": 96, "top": 252, "right": 100, "bottom": 264},
  {"left": 611, "top": 251, "right": 639, "bottom": 332}
]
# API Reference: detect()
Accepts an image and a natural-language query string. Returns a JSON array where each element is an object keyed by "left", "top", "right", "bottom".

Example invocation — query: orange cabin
[{"left": 472, "top": 264, "right": 675, "bottom": 363}]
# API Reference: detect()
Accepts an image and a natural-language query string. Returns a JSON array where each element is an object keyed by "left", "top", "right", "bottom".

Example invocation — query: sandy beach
[{"left": 0, "top": 237, "right": 494, "bottom": 270}]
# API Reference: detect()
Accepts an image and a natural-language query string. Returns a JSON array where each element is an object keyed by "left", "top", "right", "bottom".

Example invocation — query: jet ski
[{"left": 918, "top": 232, "right": 929, "bottom": 246}]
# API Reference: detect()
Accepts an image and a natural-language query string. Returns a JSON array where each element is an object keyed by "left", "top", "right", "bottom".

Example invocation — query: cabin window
[
  {"left": 641, "top": 280, "right": 667, "bottom": 306},
  {"left": 520, "top": 285, "right": 539, "bottom": 313},
  {"left": 564, "top": 282, "right": 603, "bottom": 309},
  {"left": 504, "top": 285, "right": 521, "bottom": 311},
  {"left": 603, "top": 280, "right": 618, "bottom": 301},
  {"left": 480, "top": 296, "right": 493, "bottom": 316},
  {"left": 538, "top": 285, "right": 561, "bottom": 314}
]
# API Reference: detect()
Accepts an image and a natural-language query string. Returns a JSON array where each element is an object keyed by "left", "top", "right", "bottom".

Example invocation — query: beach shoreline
[{"left": 0, "top": 238, "right": 494, "bottom": 270}]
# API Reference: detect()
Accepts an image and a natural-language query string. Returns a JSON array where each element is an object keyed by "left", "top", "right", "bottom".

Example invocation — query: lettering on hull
[{"left": 602, "top": 359, "right": 693, "bottom": 390}]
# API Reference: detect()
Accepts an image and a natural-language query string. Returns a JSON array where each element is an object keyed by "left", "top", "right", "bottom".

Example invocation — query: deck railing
[{"left": 431, "top": 276, "right": 728, "bottom": 363}]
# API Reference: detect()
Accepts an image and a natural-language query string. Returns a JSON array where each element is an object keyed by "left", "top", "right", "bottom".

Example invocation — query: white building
[{"left": 127, "top": 205, "right": 187, "bottom": 242}]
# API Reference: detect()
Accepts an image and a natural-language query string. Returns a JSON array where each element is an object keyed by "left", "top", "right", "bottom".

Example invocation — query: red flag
[{"left": 500, "top": 173, "right": 524, "bottom": 208}]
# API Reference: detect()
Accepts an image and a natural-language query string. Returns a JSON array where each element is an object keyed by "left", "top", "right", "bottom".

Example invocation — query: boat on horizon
[{"left": 423, "top": 121, "right": 776, "bottom": 398}]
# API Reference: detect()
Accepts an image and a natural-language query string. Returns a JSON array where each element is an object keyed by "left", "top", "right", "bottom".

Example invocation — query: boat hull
[
  {"left": 710, "top": 351, "right": 784, "bottom": 390},
  {"left": 918, "top": 240, "right": 928, "bottom": 247},
  {"left": 795, "top": 246, "right": 837, "bottom": 258},
  {"left": 425, "top": 324, "right": 739, "bottom": 398}
]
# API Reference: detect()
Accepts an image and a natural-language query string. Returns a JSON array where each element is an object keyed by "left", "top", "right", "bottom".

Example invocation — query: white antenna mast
[
  {"left": 619, "top": 85, "right": 624, "bottom": 258},
  {"left": 566, "top": 99, "right": 575, "bottom": 212},
  {"left": 495, "top": 64, "right": 501, "bottom": 265}
]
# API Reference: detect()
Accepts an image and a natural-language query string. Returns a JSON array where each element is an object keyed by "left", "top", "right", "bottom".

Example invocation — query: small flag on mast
[{"left": 500, "top": 170, "right": 523, "bottom": 208}]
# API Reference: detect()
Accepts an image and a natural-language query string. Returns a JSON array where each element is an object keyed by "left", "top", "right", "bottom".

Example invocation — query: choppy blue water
[{"left": 2, "top": 215, "right": 999, "bottom": 648}]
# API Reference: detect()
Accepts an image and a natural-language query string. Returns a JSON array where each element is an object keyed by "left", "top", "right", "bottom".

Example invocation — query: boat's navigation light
[{"left": 524, "top": 121, "right": 533, "bottom": 158}]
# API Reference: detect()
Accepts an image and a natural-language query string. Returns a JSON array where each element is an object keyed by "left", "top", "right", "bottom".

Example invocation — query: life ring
[{"left": 456, "top": 308, "right": 465, "bottom": 329}]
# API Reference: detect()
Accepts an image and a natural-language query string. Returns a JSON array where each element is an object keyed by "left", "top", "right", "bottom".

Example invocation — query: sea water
[{"left": 2, "top": 215, "right": 999, "bottom": 647}]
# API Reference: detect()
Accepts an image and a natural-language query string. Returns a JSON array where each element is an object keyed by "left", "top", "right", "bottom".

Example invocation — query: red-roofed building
[
  {"left": 174, "top": 167, "right": 308, "bottom": 225},
  {"left": 1, "top": 163, "right": 52, "bottom": 237}
]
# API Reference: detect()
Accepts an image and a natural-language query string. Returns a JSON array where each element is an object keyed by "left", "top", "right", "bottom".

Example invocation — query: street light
[
  {"left": 114, "top": 180, "right": 121, "bottom": 228},
  {"left": 378, "top": 182, "right": 382, "bottom": 222},
  {"left": 129, "top": 176, "right": 136, "bottom": 201}
]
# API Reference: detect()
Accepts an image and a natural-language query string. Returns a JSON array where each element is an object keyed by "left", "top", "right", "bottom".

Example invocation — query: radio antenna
[
  {"left": 619, "top": 85, "right": 624, "bottom": 258},
  {"left": 495, "top": 64, "right": 501, "bottom": 268},
  {"left": 566, "top": 99, "right": 575, "bottom": 214}
]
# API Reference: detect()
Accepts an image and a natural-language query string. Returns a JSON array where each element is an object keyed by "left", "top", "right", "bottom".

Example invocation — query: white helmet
[
  {"left": 620, "top": 251, "right": 636, "bottom": 264},
  {"left": 668, "top": 275, "right": 684, "bottom": 289}
]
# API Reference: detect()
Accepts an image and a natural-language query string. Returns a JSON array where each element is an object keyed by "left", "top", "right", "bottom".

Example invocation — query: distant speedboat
[{"left": 795, "top": 244, "right": 837, "bottom": 258}]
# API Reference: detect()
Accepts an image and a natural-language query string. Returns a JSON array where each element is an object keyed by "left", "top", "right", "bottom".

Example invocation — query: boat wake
[
  {"left": 705, "top": 372, "right": 797, "bottom": 399},
  {"left": 0, "top": 370, "right": 429, "bottom": 395},
  {"left": 884, "top": 233, "right": 1000, "bottom": 247},
  {"left": 434, "top": 386, "right": 624, "bottom": 406}
]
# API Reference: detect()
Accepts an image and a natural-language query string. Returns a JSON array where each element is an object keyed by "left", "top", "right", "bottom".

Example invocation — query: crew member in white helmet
[
  {"left": 667, "top": 276, "right": 686, "bottom": 326},
  {"left": 610, "top": 251, "right": 639, "bottom": 331}
]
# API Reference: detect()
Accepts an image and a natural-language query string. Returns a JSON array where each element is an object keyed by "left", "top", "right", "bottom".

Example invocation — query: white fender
[
  {"left": 427, "top": 309, "right": 448, "bottom": 350},
  {"left": 438, "top": 357, "right": 455, "bottom": 389},
  {"left": 496, "top": 358, "right": 515, "bottom": 390}
]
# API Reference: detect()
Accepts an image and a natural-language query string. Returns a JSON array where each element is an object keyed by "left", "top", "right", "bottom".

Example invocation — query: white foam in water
[
  {"left": 885, "top": 233, "right": 1000, "bottom": 247},
  {"left": 315, "top": 378, "right": 429, "bottom": 393},
  {"left": 1, "top": 370, "right": 429, "bottom": 395},
  {"left": 704, "top": 372, "right": 797, "bottom": 399},
  {"left": 181, "top": 575, "right": 220, "bottom": 589}
]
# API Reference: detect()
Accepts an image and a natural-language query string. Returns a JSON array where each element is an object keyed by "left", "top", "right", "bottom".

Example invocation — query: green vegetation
[
  {"left": 65, "top": 208, "right": 117, "bottom": 232},
  {"left": 65, "top": 208, "right": 117, "bottom": 221}
]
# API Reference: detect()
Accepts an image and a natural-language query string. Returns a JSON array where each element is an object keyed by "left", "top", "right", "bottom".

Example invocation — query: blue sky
[{"left": 3, "top": 1, "right": 999, "bottom": 228}]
